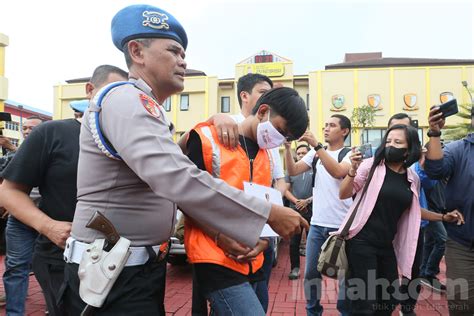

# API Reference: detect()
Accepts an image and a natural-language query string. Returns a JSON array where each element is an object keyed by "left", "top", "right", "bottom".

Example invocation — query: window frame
[
  {"left": 179, "top": 94, "right": 189, "bottom": 111},
  {"left": 220, "top": 96, "right": 230, "bottom": 113}
]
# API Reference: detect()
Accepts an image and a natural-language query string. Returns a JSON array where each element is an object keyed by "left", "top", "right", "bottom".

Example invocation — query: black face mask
[{"left": 384, "top": 146, "right": 407, "bottom": 163}]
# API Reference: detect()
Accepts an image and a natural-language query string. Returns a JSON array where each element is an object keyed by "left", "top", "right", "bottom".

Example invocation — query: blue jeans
[
  {"left": 3, "top": 216, "right": 38, "bottom": 315},
  {"left": 207, "top": 282, "right": 265, "bottom": 316},
  {"left": 304, "top": 225, "right": 349, "bottom": 316},
  {"left": 254, "top": 238, "right": 274, "bottom": 313},
  {"left": 420, "top": 220, "right": 447, "bottom": 277}
]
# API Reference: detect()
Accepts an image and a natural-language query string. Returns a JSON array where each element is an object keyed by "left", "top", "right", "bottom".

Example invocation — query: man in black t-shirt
[
  {"left": 0, "top": 65, "right": 127, "bottom": 315},
  {"left": 1, "top": 116, "right": 43, "bottom": 314}
]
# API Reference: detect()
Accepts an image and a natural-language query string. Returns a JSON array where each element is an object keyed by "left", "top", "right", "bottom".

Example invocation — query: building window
[
  {"left": 5, "top": 121, "right": 19, "bottom": 131},
  {"left": 221, "top": 97, "right": 230, "bottom": 113},
  {"left": 163, "top": 97, "right": 171, "bottom": 112},
  {"left": 361, "top": 129, "right": 386, "bottom": 148},
  {"left": 306, "top": 94, "right": 310, "bottom": 111},
  {"left": 180, "top": 94, "right": 189, "bottom": 111},
  {"left": 344, "top": 133, "right": 351, "bottom": 147},
  {"left": 418, "top": 128, "right": 423, "bottom": 145}
]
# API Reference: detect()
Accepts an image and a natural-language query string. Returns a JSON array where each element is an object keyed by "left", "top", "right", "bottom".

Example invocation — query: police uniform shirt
[{"left": 71, "top": 78, "right": 271, "bottom": 247}]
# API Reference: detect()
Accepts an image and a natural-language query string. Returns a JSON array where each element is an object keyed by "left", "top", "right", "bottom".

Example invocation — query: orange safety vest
[{"left": 185, "top": 122, "right": 272, "bottom": 275}]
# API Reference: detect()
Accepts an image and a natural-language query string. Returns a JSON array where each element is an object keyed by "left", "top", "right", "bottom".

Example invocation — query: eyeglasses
[{"left": 276, "top": 127, "right": 296, "bottom": 141}]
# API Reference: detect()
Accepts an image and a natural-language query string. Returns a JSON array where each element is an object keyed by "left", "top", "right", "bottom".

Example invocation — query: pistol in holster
[{"left": 78, "top": 211, "right": 131, "bottom": 309}]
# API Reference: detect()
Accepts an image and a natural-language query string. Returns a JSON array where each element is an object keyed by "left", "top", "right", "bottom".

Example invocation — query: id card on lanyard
[{"left": 243, "top": 181, "right": 282, "bottom": 237}]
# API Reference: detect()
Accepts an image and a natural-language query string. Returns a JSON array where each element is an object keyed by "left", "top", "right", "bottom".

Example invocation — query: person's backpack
[{"left": 311, "top": 147, "right": 351, "bottom": 186}]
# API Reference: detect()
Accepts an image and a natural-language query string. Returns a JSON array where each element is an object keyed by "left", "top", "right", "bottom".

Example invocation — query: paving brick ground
[{"left": 0, "top": 240, "right": 449, "bottom": 315}]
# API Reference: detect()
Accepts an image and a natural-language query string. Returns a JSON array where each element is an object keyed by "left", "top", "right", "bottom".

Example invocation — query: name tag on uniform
[{"left": 243, "top": 182, "right": 281, "bottom": 237}]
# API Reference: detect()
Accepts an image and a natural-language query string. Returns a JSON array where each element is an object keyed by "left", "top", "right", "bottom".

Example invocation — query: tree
[
  {"left": 351, "top": 104, "right": 377, "bottom": 144},
  {"left": 443, "top": 102, "right": 474, "bottom": 141}
]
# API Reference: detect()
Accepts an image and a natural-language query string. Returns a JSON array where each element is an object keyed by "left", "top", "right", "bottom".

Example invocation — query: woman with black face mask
[
  {"left": 337, "top": 124, "right": 422, "bottom": 316},
  {"left": 336, "top": 124, "right": 463, "bottom": 315}
]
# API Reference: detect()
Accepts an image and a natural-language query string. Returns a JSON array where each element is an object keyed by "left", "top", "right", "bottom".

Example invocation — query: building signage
[
  {"left": 403, "top": 93, "right": 419, "bottom": 111},
  {"left": 440, "top": 92, "right": 454, "bottom": 104},
  {"left": 367, "top": 94, "right": 383, "bottom": 110},
  {"left": 331, "top": 94, "right": 346, "bottom": 112},
  {"left": 245, "top": 62, "right": 285, "bottom": 77}
]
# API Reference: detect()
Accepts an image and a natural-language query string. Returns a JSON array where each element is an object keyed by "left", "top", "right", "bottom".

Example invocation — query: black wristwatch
[
  {"left": 427, "top": 129, "right": 442, "bottom": 138},
  {"left": 314, "top": 143, "right": 323, "bottom": 151}
]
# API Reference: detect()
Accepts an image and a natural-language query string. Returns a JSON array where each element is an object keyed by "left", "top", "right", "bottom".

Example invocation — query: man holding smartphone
[
  {"left": 285, "top": 114, "right": 352, "bottom": 316},
  {"left": 424, "top": 104, "right": 474, "bottom": 315}
]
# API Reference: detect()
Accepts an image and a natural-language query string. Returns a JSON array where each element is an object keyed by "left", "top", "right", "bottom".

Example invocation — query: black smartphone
[
  {"left": 436, "top": 99, "right": 458, "bottom": 119},
  {"left": 0, "top": 112, "right": 12, "bottom": 122},
  {"left": 358, "top": 143, "right": 373, "bottom": 159}
]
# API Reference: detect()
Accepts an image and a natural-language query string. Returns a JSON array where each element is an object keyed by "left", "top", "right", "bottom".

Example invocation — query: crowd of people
[{"left": 0, "top": 3, "right": 472, "bottom": 316}]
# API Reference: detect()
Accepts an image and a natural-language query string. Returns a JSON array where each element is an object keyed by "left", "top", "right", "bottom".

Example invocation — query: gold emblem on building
[
  {"left": 142, "top": 11, "right": 170, "bottom": 29},
  {"left": 440, "top": 92, "right": 454, "bottom": 104},
  {"left": 367, "top": 94, "right": 383, "bottom": 110},
  {"left": 403, "top": 93, "right": 419, "bottom": 111},
  {"left": 331, "top": 95, "right": 346, "bottom": 112}
]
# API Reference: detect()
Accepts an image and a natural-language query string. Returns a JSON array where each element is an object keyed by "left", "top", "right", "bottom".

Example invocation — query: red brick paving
[{"left": 0, "top": 241, "right": 448, "bottom": 315}]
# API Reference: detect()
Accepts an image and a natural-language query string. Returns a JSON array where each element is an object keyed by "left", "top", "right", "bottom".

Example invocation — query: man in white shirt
[{"left": 285, "top": 114, "right": 352, "bottom": 316}]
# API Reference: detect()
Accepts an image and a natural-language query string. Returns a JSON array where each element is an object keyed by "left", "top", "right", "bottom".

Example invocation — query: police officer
[{"left": 61, "top": 4, "right": 308, "bottom": 314}]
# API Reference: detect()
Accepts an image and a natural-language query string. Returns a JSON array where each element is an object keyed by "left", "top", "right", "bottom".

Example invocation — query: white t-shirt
[
  {"left": 301, "top": 148, "right": 352, "bottom": 228},
  {"left": 231, "top": 113, "right": 285, "bottom": 180}
]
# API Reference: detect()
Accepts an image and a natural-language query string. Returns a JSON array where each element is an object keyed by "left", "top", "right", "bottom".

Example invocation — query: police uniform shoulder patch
[{"left": 140, "top": 94, "right": 161, "bottom": 118}]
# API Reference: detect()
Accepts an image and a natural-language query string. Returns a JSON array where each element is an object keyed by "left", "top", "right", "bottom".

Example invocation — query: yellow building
[{"left": 54, "top": 51, "right": 474, "bottom": 147}]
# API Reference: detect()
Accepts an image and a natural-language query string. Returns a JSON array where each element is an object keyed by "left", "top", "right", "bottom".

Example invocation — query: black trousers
[
  {"left": 62, "top": 259, "right": 167, "bottom": 315},
  {"left": 32, "top": 255, "right": 66, "bottom": 316},
  {"left": 400, "top": 227, "right": 424, "bottom": 314},
  {"left": 346, "top": 238, "right": 399, "bottom": 316},
  {"left": 289, "top": 207, "right": 312, "bottom": 270}
]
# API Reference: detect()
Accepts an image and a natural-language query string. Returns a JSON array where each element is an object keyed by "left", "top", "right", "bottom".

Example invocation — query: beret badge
[{"left": 142, "top": 11, "right": 170, "bottom": 30}]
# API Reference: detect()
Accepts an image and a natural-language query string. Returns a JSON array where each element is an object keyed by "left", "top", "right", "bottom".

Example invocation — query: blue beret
[
  {"left": 111, "top": 4, "right": 188, "bottom": 52},
  {"left": 70, "top": 100, "right": 89, "bottom": 113}
]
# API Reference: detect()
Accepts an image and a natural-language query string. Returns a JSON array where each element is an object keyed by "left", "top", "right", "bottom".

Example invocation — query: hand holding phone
[
  {"left": 432, "top": 99, "right": 458, "bottom": 119},
  {"left": 358, "top": 143, "right": 373, "bottom": 159}
]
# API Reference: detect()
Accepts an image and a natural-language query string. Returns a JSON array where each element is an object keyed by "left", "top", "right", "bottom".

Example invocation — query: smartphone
[
  {"left": 0, "top": 112, "right": 12, "bottom": 122},
  {"left": 436, "top": 99, "right": 458, "bottom": 119},
  {"left": 358, "top": 143, "right": 373, "bottom": 159}
]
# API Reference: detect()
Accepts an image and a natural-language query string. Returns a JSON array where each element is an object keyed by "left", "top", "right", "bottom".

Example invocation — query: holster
[{"left": 78, "top": 237, "right": 131, "bottom": 308}]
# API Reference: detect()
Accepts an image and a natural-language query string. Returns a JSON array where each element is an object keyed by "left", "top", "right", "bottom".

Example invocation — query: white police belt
[{"left": 63, "top": 237, "right": 162, "bottom": 266}]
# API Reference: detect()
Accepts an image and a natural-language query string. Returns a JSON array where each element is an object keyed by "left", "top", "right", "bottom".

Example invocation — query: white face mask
[{"left": 256, "top": 111, "right": 286, "bottom": 149}]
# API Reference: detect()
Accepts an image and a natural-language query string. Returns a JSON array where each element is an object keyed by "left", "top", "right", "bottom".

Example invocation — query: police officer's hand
[
  {"left": 216, "top": 232, "right": 252, "bottom": 258},
  {"left": 232, "top": 238, "right": 269, "bottom": 263},
  {"left": 267, "top": 204, "right": 309, "bottom": 240},
  {"left": 44, "top": 220, "right": 72, "bottom": 249},
  {"left": 211, "top": 113, "right": 239, "bottom": 149}
]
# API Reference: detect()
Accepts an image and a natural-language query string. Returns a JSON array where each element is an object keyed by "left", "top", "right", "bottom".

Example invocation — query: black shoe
[{"left": 421, "top": 276, "right": 446, "bottom": 293}]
